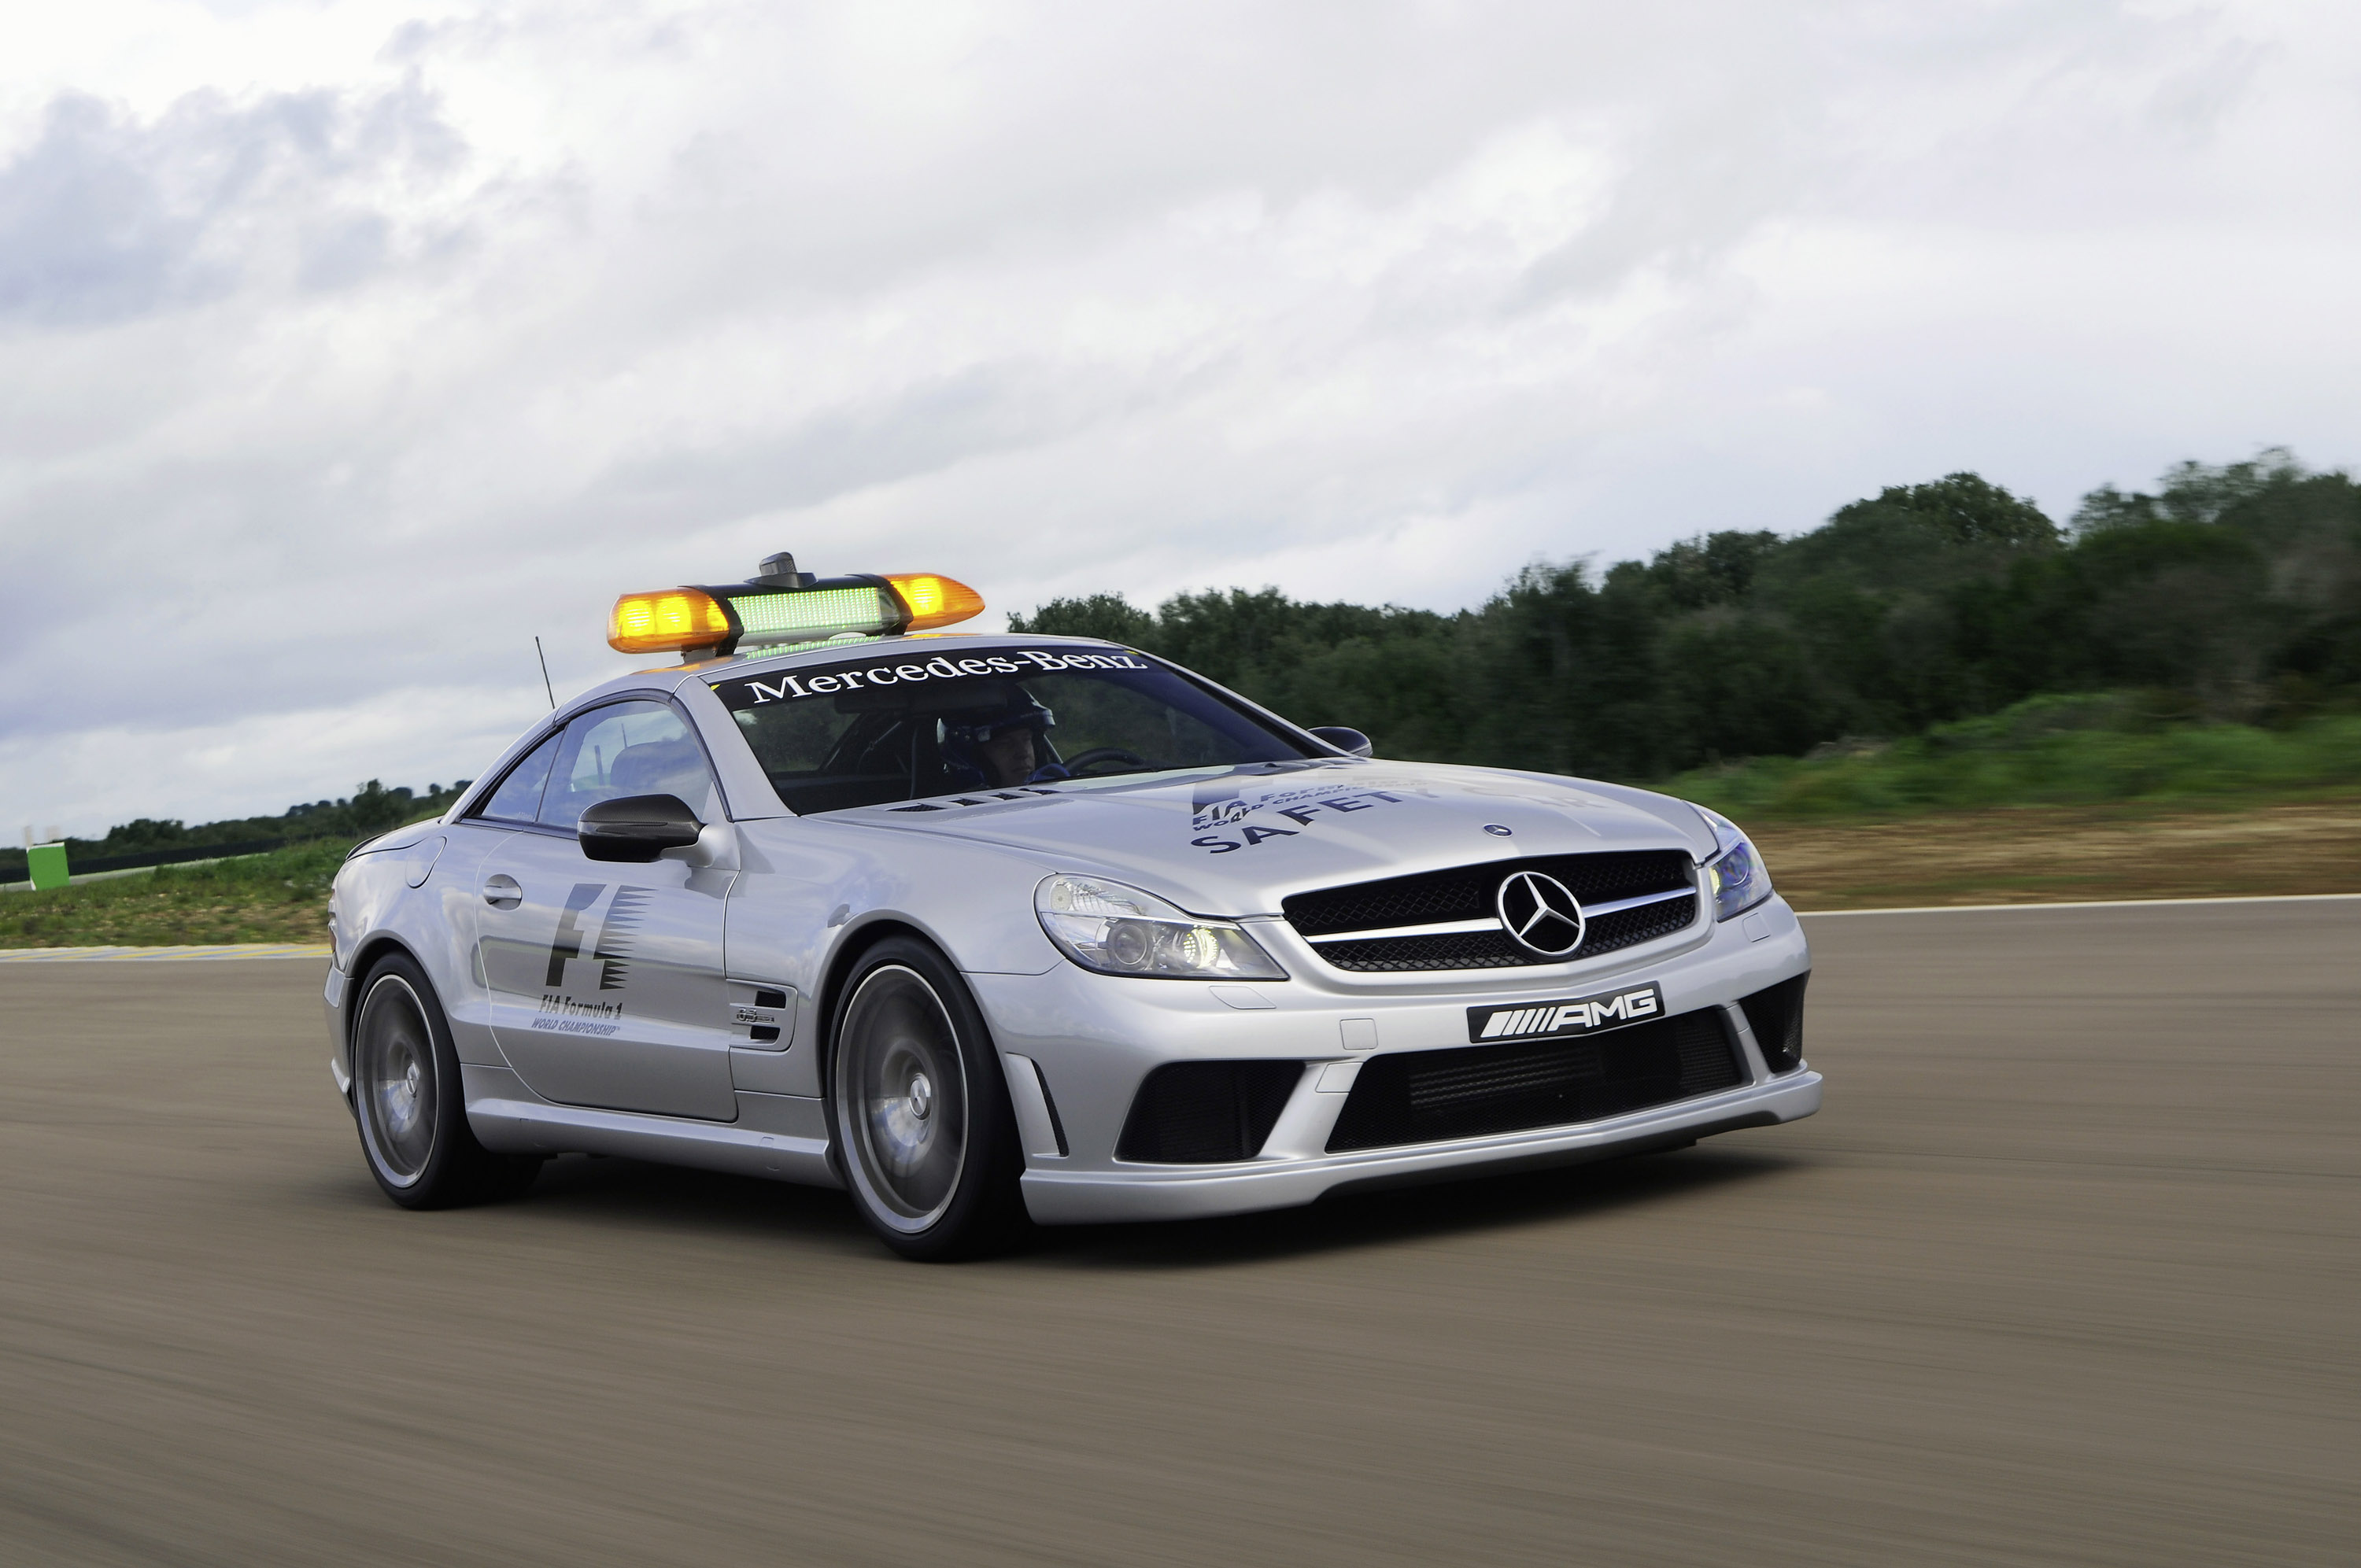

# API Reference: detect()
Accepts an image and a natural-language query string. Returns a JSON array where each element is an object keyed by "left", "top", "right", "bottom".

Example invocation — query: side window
[
  {"left": 538, "top": 700, "right": 721, "bottom": 832},
  {"left": 471, "top": 732, "right": 561, "bottom": 825}
]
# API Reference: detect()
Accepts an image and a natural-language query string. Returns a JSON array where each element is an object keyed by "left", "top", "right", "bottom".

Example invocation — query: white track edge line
[{"left": 1798, "top": 891, "right": 2361, "bottom": 917}]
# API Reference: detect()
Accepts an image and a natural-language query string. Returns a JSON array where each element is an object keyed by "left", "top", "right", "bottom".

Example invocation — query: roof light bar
[{"left": 605, "top": 555, "right": 985, "bottom": 659}]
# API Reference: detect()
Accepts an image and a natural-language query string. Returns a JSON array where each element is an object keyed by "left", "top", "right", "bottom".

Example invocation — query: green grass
[
  {"left": 0, "top": 839, "right": 350, "bottom": 948},
  {"left": 1669, "top": 694, "right": 2361, "bottom": 822}
]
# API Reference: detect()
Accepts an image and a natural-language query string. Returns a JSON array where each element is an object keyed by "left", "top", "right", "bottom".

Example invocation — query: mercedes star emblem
[{"left": 1495, "top": 869, "right": 1586, "bottom": 958}]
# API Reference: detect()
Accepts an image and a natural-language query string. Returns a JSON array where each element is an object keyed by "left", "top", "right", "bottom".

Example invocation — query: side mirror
[
  {"left": 1307, "top": 726, "right": 1373, "bottom": 758},
  {"left": 579, "top": 794, "right": 705, "bottom": 862}
]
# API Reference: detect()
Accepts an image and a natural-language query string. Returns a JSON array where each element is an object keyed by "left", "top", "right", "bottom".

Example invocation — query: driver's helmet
[{"left": 940, "top": 692, "right": 1061, "bottom": 788}]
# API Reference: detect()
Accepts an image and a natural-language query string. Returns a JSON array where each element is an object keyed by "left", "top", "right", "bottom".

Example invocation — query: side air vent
[
  {"left": 1116, "top": 1061, "right": 1304, "bottom": 1164},
  {"left": 1738, "top": 973, "right": 1809, "bottom": 1073}
]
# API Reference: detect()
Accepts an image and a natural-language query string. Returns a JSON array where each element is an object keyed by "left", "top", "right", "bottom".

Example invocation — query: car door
[{"left": 471, "top": 698, "right": 741, "bottom": 1121}]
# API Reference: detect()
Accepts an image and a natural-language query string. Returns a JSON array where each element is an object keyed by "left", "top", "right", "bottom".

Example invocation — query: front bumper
[
  {"left": 323, "top": 961, "right": 354, "bottom": 1104},
  {"left": 973, "top": 892, "right": 1818, "bottom": 1225},
  {"left": 1019, "top": 1068, "right": 1820, "bottom": 1223}
]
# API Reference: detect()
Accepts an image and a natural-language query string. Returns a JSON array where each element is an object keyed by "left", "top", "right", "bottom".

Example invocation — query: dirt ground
[{"left": 1753, "top": 796, "right": 2361, "bottom": 909}]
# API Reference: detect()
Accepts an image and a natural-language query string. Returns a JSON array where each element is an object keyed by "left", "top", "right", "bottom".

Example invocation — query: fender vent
[{"left": 1117, "top": 1061, "right": 1304, "bottom": 1164}]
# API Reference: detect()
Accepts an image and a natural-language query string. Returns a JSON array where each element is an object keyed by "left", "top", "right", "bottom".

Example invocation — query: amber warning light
[
  {"left": 607, "top": 553, "right": 985, "bottom": 659},
  {"left": 884, "top": 572, "right": 986, "bottom": 631},
  {"left": 608, "top": 588, "right": 732, "bottom": 655}
]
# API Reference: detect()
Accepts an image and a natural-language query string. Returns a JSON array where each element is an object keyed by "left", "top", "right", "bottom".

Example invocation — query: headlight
[
  {"left": 1035, "top": 874, "right": 1288, "bottom": 980},
  {"left": 1707, "top": 838, "right": 1770, "bottom": 921},
  {"left": 1698, "top": 807, "right": 1772, "bottom": 921}
]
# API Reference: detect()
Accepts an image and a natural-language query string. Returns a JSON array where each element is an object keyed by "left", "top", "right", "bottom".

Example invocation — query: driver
[{"left": 940, "top": 692, "right": 1069, "bottom": 789}]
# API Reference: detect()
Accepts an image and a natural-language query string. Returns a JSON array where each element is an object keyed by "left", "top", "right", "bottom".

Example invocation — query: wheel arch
[
  {"left": 339, "top": 935, "right": 427, "bottom": 1091},
  {"left": 817, "top": 917, "right": 1029, "bottom": 1257},
  {"left": 813, "top": 914, "right": 1028, "bottom": 1110},
  {"left": 814, "top": 917, "right": 936, "bottom": 1079}
]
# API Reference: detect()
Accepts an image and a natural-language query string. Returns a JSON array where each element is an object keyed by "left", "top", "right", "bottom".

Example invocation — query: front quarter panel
[
  {"left": 720, "top": 817, "right": 1063, "bottom": 1094},
  {"left": 329, "top": 824, "right": 515, "bottom": 1087}
]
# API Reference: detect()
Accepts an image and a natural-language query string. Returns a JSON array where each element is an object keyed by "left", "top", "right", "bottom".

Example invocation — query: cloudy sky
[{"left": 4, "top": 0, "right": 2357, "bottom": 837}]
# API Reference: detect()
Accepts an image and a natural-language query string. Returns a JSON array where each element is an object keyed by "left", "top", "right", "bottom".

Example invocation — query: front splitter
[{"left": 1018, "top": 1069, "right": 1821, "bottom": 1224}]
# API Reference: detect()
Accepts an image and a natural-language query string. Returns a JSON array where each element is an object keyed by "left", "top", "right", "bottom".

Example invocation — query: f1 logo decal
[
  {"left": 543, "top": 883, "right": 652, "bottom": 991},
  {"left": 545, "top": 884, "right": 606, "bottom": 987}
]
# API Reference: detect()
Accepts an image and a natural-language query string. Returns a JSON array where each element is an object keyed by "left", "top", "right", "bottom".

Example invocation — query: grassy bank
[
  {"left": 1669, "top": 695, "right": 2361, "bottom": 822},
  {"left": 0, "top": 840, "right": 347, "bottom": 947}
]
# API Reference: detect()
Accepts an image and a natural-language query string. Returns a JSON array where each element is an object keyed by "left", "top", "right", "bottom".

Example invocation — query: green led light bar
[{"left": 722, "top": 584, "right": 900, "bottom": 648}]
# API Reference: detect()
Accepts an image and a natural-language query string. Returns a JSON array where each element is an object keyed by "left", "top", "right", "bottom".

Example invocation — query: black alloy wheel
[
  {"left": 352, "top": 952, "right": 541, "bottom": 1208},
  {"left": 826, "top": 936, "right": 1027, "bottom": 1261}
]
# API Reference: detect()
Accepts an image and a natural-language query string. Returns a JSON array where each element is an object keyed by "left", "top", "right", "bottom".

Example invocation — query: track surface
[{"left": 2, "top": 903, "right": 2354, "bottom": 1566}]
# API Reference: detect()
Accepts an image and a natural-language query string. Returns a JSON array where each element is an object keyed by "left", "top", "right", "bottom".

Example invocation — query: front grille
[
  {"left": 1116, "top": 1061, "right": 1304, "bottom": 1164},
  {"left": 1738, "top": 972, "right": 1809, "bottom": 1073},
  {"left": 1315, "top": 931, "right": 1526, "bottom": 971},
  {"left": 1327, "top": 1008, "right": 1744, "bottom": 1152},
  {"left": 1284, "top": 850, "right": 1699, "bottom": 972}
]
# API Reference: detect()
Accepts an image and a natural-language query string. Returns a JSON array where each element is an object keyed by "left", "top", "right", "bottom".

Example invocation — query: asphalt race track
[{"left": 2, "top": 901, "right": 2354, "bottom": 1566}]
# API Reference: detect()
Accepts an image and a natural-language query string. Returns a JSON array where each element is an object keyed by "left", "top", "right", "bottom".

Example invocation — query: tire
[
  {"left": 351, "top": 952, "right": 542, "bottom": 1209},
  {"left": 826, "top": 937, "right": 1027, "bottom": 1261}
]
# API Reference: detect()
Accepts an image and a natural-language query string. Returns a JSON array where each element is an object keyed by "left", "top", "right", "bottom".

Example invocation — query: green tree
[{"left": 999, "top": 453, "right": 2358, "bottom": 780}]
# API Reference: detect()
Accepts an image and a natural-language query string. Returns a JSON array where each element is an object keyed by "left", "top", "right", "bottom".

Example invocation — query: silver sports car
[{"left": 327, "top": 555, "right": 1819, "bottom": 1258}]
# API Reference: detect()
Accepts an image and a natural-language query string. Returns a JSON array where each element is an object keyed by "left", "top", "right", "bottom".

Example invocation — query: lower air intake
[
  {"left": 1117, "top": 1061, "right": 1304, "bottom": 1164},
  {"left": 1738, "top": 972, "right": 1809, "bottom": 1073},
  {"left": 1327, "top": 1009, "right": 1743, "bottom": 1152}
]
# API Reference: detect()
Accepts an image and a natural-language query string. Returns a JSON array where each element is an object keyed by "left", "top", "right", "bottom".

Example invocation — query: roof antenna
[{"left": 534, "top": 636, "right": 556, "bottom": 710}]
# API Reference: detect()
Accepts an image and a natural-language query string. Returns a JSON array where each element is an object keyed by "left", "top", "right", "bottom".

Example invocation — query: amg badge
[{"left": 1465, "top": 982, "right": 1665, "bottom": 1043}]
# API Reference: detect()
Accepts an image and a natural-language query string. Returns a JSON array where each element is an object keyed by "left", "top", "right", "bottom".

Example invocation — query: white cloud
[
  {"left": 2, "top": 681, "right": 541, "bottom": 843},
  {"left": 2, "top": 0, "right": 2357, "bottom": 833}
]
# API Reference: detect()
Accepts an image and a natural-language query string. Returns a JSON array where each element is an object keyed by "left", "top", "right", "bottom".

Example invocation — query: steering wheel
[{"left": 1059, "top": 746, "right": 1154, "bottom": 776}]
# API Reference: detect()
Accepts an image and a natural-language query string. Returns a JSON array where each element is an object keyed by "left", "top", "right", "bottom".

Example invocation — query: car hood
[{"left": 832, "top": 759, "right": 1717, "bottom": 916}]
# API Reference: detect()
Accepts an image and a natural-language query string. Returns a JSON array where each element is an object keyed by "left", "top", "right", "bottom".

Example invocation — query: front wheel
[
  {"left": 827, "top": 938, "right": 1026, "bottom": 1260},
  {"left": 352, "top": 953, "right": 541, "bottom": 1208}
]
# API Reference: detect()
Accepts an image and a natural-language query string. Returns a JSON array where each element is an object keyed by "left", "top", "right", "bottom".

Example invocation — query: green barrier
[{"left": 27, "top": 843, "right": 68, "bottom": 891}]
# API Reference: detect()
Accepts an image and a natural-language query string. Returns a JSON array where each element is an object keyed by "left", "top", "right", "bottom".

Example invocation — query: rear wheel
[
  {"left": 353, "top": 953, "right": 540, "bottom": 1208},
  {"left": 827, "top": 938, "right": 1026, "bottom": 1260}
]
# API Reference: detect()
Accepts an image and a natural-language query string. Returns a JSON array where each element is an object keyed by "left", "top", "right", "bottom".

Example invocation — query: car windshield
[{"left": 708, "top": 644, "right": 1321, "bottom": 815}]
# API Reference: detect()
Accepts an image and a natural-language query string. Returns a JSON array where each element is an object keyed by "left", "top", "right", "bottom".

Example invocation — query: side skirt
[{"left": 460, "top": 1064, "right": 841, "bottom": 1189}]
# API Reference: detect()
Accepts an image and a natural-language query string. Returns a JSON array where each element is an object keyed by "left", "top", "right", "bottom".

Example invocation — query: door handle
[{"left": 482, "top": 875, "right": 523, "bottom": 909}]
